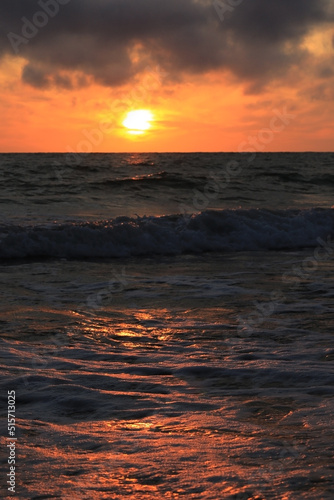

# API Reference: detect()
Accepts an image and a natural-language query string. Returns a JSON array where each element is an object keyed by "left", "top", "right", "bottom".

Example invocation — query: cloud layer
[{"left": 1, "top": 0, "right": 333, "bottom": 90}]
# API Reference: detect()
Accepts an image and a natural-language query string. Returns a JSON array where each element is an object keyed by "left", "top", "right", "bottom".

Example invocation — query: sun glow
[{"left": 122, "top": 109, "right": 153, "bottom": 135}]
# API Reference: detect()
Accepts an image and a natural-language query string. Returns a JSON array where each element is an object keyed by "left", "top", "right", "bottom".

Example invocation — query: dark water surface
[{"left": 0, "top": 153, "right": 333, "bottom": 499}]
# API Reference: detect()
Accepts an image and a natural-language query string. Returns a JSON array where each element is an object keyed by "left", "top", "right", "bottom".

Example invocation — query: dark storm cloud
[
  {"left": 21, "top": 63, "right": 49, "bottom": 88},
  {"left": 0, "top": 0, "right": 333, "bottom": 90}
]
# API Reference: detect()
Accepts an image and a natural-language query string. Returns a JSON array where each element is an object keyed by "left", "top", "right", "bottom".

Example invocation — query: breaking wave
[{"left": 0, "top": 208, "right": 333, "bottom": 259}]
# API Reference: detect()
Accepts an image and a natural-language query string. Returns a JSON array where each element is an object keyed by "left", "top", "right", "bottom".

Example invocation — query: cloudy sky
[{"left": 1, "top": 0, "right": 334, "bottom": 152}]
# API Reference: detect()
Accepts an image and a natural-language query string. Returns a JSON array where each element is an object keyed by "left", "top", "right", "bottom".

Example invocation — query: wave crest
[{"left": 1, "top": 208, "right": 333, "bottom": 259}]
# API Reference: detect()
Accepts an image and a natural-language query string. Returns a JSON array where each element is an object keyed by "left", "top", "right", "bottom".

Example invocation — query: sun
[{"left": 122, "top": 110, "right": 153, "bottom": 134}]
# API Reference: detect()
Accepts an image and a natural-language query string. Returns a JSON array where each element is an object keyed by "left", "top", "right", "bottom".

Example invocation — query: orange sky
[{"left": 0, "top": 4, "right": 333, "bottom": 152}]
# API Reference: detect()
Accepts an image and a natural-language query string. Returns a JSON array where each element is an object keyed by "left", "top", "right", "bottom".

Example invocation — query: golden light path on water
[{"left": 2, "top": 253, "right": 334, "bottom": 499}]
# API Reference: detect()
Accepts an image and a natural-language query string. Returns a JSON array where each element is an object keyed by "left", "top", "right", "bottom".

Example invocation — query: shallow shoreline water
[
  {"left": 1, "top": 250, "right": 334, "bottom": 499},
  {"left": 1, "top": 153, "right": 334, "bottom": 498}
]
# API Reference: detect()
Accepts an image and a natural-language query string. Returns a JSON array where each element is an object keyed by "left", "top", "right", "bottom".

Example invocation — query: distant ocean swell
[
  {"left": 92, "top": 171, "right": 200, "bottom": 190},
  {"left": 0, "top": 208, "right": 333, "bottom": 259}
]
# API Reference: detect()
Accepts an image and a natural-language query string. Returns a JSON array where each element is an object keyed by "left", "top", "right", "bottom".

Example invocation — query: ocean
[{"left": 0, "top": 152, "right": 334, "bottom": 499}]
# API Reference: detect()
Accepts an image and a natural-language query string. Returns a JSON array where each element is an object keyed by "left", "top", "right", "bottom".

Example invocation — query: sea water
[{"left": 0, "top": 153, "right": 334, "bottom": 499}]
